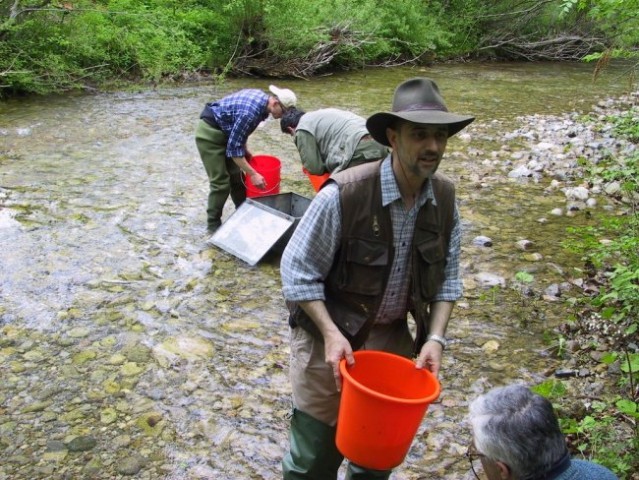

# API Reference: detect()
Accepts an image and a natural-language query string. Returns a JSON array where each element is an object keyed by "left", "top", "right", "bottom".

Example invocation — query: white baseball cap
[{"left": 269, "top": 84, "right": 297, "bottom": 108}]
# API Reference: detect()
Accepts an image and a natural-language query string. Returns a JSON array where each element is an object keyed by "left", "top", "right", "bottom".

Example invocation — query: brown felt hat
[{"left": 366, "top": 77, "right": 475, "bottom": 146}]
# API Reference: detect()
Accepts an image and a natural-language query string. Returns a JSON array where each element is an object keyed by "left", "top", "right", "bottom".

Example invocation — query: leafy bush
[{"left": 558, "top": 109, "right": 639, "bottom": 477}]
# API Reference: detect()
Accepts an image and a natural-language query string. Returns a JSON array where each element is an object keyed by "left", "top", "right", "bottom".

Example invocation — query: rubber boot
[
  {"left": 345, "top": 462, "right": 392, "bottom": 480},
  {"left": 282, "top": 409, "right": 344, "bottom": 480},
  {"left": 229, "top": 166, "right": 246, "bottom": 208},
  {"left": 207, "top": 190, "right": 228, "bottom": 232}
]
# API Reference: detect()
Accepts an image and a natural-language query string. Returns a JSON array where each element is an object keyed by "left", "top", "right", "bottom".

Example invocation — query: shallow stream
[{"left": 0, "top": 61, "right": 634, "bottom": 479}]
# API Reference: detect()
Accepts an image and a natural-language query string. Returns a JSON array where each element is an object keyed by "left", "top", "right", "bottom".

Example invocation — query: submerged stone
[{"left": 66, "top": 435, "right": 97, "bottom": 452}]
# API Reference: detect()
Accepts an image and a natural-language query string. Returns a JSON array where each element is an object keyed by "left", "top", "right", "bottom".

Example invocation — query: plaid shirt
[
  {"left": 281, "top": 156, "right": 462, "bottom": 323},
  {"left": 204, "top": 89, "right": 269, "bottom": 158}
]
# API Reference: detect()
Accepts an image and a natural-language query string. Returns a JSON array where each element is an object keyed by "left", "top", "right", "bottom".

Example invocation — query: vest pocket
[
  {"left": 415, "top": 236, "right": 446, "bottom": 299},
  {"left": 338, "top": 238, "right": 388, "bottom": 295}
]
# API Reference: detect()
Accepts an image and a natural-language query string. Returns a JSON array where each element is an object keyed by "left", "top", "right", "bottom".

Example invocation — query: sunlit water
[{"left": 0, "top": 62, "right": 634, "bottom": 479}]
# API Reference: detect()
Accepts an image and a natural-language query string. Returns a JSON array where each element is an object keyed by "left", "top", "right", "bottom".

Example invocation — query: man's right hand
[
  {"left": 324, "top": 330, "right": 355, "bottom": 392},
  {"left": 248, "top": 171, "right": 266, "bottom": 189},
  {"left": 298, "top": 300, "right": 355, "bottom": 391}
]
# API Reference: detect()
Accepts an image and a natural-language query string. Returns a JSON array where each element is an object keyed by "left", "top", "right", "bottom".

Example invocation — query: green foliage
[
  {"left": 1, "top": 0, "right": 232, "bottom": 95},
  {"left": 541, "top": 380, "right": 638, "bottom": 476},
  {"left": 558, "top": 108, "right": 639, "bottom": 477},
  {"left": 561, "top": 0, "right": 639, "bottom": 57},
  {"left": 251, "top": 0, "right": 452, "bottom": 66},
  {"left": 531, "top": 378, "right": 567, "bottom": 398},
  {"left": 595, "top": 264, "right": 639, "bottom": 321},
  {"left": 1, "top": 0, "right": 638, "bottom": 96},
  {"left": 571, "top": 413, "right": 636, "bottom": 476},
  {"left": 514, "top": 271, "right": 534, "bottom": 283},
  {"left": 608, "top": 108, "right": 639, "bottom": 143}
]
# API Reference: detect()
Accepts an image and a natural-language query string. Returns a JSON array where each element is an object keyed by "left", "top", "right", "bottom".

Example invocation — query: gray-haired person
[
  {"left": 280, "top": 77, "right": 474, "bottom": 479},
  {"left": 468, "top": 384, "right": 618, "bottom": 480}
]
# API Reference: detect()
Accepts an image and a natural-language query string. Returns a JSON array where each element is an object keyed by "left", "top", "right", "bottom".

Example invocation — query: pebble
[
  {"left": 472, "top": 235, "right": 493, "bottom": 247},
  {"left": 66, "top": 435, "right": 97, "bottom": 452},
  {"left": 117, "top": 456, "right": 145, "bottom": 476}
]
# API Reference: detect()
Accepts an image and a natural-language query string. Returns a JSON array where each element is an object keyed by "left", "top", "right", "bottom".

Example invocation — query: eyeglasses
[{"left": 466, "top": 443, "right": 486, "bottom": 480}]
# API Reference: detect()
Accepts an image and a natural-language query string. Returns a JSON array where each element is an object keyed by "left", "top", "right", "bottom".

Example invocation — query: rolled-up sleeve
[{"left": 281, "top": 183, "right": 341, "bottom": 302}]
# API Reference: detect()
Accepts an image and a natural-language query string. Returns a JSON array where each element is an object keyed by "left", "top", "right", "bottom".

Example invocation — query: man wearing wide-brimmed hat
[
  {"left": 280, "top": 77, "right": 474, "bottom": 479},
  {"left": 195, "top": 84, "right": 296, "bottom": 233}
]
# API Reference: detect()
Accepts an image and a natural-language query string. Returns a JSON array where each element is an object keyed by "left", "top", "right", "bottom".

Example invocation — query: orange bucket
[
  {"left": 302, "top": 167, "right": 330, "bottom": 192},
  {"left": 245, "top": 155, "right": 281, "bottom": 198},
  {"left": 336, "top": 350, "right": 440, "bottom": 470}
]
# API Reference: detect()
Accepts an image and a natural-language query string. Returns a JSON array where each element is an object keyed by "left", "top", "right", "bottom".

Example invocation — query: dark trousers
[{"left": 195, "top": 120, "right": 245, "bottom": 229}]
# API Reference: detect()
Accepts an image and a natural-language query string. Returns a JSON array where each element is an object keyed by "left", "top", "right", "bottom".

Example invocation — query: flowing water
[{"left": 0, "top": 62, "right": 634, "bottom": 479}]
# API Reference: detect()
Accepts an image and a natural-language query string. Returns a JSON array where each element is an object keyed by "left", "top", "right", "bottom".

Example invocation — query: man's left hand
[{"left": 415, "top": 340, "right": 444, "bottom": 377}]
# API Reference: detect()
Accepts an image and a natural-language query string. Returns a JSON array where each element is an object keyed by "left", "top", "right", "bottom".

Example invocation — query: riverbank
[{"left": 475, "top": 89, "right": 639, "bottom": 477}]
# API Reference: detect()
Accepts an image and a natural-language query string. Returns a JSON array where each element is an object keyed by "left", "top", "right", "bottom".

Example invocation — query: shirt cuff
[{"left": 282, "top": 284, "right": 326, "bottom": 303}]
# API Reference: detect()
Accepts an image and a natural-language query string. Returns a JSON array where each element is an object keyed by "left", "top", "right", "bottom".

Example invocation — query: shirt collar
[
  {"left": 380, "top": 156, "right": 437, "bottom": 208},
  {"left": 524, "top": 451, "right": 572, "bottom": 480}
]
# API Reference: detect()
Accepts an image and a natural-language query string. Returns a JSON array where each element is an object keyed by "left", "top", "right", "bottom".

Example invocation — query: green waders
[
  {"left": 282, "top": 409, "right": 392, "bottom": 480},
  {"left": 195, "top": 120, "right": 246, "bottom": 231}
]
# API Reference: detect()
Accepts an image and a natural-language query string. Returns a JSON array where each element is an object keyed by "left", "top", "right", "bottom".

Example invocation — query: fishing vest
[
  {"left": 288, "top": 160, "right": 456, "bottom": 351},
  {"left": 296, "top": 108, "right": 369, "bottom": 173}
]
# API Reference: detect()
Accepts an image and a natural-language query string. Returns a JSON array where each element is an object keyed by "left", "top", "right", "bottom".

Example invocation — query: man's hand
[
  {"left": 415, "top": 340, "right": 444, "bottom": 378},
  {"left": 248, "top": 171, "right": 266, "bottom": 189},
  {"left": 298, "top": 300, "right": 355, "bottom": 391},
  {"left": 323, "top": 330, "right": 355, "bottom": 392}
]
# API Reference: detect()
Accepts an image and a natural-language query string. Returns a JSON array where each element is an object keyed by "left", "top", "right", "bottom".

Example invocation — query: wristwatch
[{"left": 427, "top": 334, "right": 448, "bottom": 350}]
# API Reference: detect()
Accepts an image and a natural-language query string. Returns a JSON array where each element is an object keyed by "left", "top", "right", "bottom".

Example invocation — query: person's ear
[
  {"left": 286, "top": 126, "right": 295, "bottom": 135},
  {"left": 494, "top": 460, "right": 511, "bottom": 479},
  {"left": 386, "top": 127, "right": 397, "bottom": 149}
]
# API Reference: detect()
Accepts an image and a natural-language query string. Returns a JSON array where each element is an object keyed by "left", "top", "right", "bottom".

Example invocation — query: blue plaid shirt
[
  {"left": 281, "top": 156, "right": 462, "bottom": 323},
  {"left": 204, "top": 89, "right": 270, "bottom": 158}
]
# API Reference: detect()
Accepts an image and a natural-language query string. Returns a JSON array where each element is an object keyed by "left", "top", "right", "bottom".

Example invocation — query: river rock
[
  {"left": 523, "top": 252, "right": 543, "bottom": 262},
  {"left": 472, "top": 235, "right": 493, "bottom": 247},
  {"left": 508, "top": 165, "right": 533, "bottom": 178},
  {"left": 515, "top": 239, "right": 534, "bottom": 251},
  {"left": 564, "top": 186, "right": 589, "bottom": 200},
  {"left": 117, "top": 455, "right": 146, "bottom": 476},
  {"left": 67, "top": 327, "right": 91, "bottom": 338},
  {"left": 66, "top": 435, "right": 97, "bottom": 452},
  {"left": 544, "top": 284, "right": 561, "bottom": 298},
  {"left": 482, "top": 340, "right": 500, "bottom": 353},
  {"left": 604, "top": 181, "right": 621, "bottom": 195},
  {"left": 100, "top": 408, "right": 118, "bottom": 424},
  {"left": 152, "top": 335, "right": 215, "bottom": 367},
  {"left": 21, "top": 401, "right": 52, "bottom": 413},
  {"left": 474, "top": 272, "right": 506, "bottom": 288}
]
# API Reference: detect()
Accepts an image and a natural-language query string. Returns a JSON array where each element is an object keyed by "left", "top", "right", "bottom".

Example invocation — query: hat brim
[{"left": 366, "top": 111, "right": 475, "bottom": 146}]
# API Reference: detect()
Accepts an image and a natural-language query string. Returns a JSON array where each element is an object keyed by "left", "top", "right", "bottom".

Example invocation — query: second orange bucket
[
  {"left": 336, "top": 350, "right": 440, "bottom": 470},
  {"left": 302, "top": 167, "right": 330, "bottom": 192}
]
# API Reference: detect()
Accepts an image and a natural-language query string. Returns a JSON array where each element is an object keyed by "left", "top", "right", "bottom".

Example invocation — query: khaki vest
[
  {"left": 288, "top": 160, "right": 456, "bottom": 351},
  {"left": 296, "top": 108, "right": 369, "bottom": 172}
]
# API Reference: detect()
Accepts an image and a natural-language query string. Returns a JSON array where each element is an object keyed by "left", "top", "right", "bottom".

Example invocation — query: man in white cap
[
  {"left": 280, "top": 77, "right": 474, "bottom": 479},
  {"left": 195, "top": 84, "right": 296, "bottom": 232}
]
